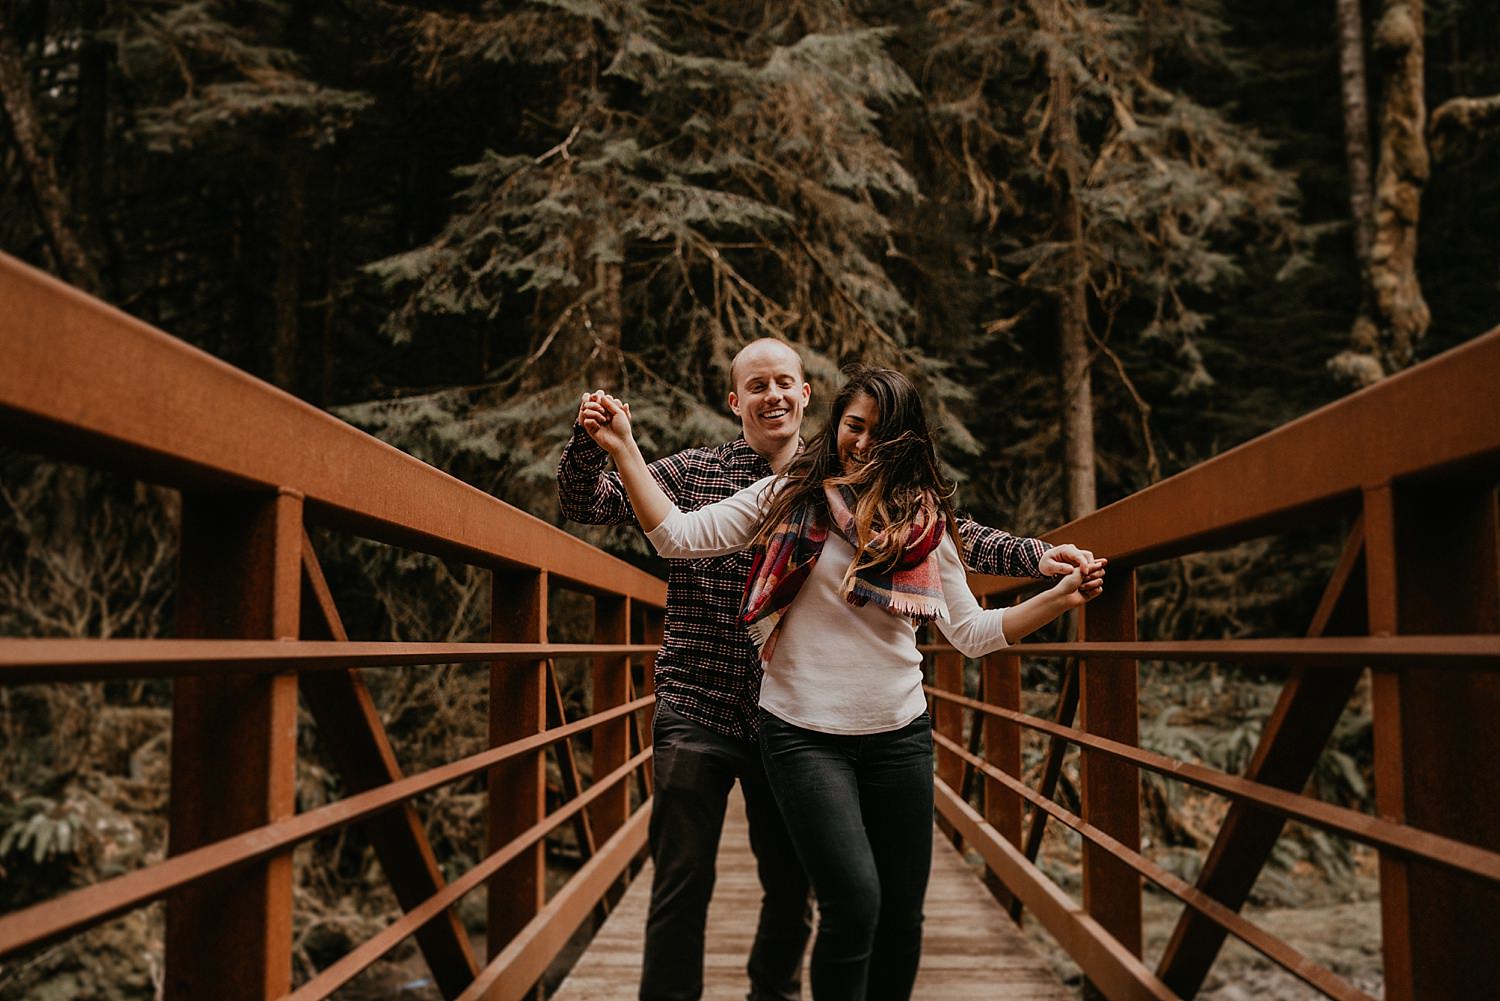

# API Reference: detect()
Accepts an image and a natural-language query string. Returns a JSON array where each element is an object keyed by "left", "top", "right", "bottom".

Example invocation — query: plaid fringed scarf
[{"left": 740, "top": 482, "right": 948, "bottom": 661}]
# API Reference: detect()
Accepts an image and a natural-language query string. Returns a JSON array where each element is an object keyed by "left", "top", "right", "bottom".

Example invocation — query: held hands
[
  {"left": 1039, "top": 542, "right": 1106, "bottom": 608},
  {"left": 1040, "top": 543, "right": 1095, "bottom": 577},
  {"left": 1048, "top": 557, "right": 1108, "bottom": 608},
  {"left": 1000, "top": 555, "right": 1107, "bottom": 644},
  {"left": 578, "top": 390, "right": 635, "bottom": 457}
]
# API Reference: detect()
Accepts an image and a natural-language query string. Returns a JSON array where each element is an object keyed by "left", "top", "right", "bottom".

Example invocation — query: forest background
[{"left": 1, "top": 0, "right": 1497, "bottom": 998}]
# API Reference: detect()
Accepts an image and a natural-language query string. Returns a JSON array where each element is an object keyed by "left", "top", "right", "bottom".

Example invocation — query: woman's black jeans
[{"left": 757, "top": 709, "right": 934, "bottom": 1001}]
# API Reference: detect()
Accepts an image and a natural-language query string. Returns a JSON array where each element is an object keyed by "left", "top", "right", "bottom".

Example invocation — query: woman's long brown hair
[{"left": 754, "top": 366, "right": 962, "bottom": 574}]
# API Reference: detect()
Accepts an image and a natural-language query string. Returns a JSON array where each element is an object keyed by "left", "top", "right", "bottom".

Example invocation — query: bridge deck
[{"left": 551, "top": 789, "right": 1071, "bottom": 1000}]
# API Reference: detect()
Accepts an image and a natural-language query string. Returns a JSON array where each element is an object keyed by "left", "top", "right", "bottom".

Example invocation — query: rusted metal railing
[
  {"left": 7, "top": 247, "right": 1500, "bottom": 1001},
  {"left": 0, "top": 253, "right": 665, "bottom": 1001},
  {"left": 925, "top": 325, "right": 1500, "bottom": 1000}
]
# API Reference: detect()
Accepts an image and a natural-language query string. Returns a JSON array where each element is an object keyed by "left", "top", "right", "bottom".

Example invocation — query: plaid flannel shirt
[{"left": 557, "top": 426, "right": 1049, "bottom": 742}]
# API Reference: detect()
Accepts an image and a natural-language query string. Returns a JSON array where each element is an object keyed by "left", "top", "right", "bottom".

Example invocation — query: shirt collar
[{"left": 725, "top": 435, "right": 804, "bottom": 473}]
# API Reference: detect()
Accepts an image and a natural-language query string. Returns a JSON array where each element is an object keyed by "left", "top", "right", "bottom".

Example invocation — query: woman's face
[{"left": 836, "top": 392, "right": 880, "bottom": 473}]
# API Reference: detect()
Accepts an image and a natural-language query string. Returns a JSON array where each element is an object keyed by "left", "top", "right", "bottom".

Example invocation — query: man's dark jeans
[
  {"left": 757, "top": 710, "right": 934, "bottom": 1001},
  {"left": 641, "top": 699, "right": 812, "bottom": 1001}
]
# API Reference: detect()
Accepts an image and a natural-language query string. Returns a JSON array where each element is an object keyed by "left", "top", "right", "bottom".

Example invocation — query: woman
[{"left": 580, "top": 367, "right": 1103, "bottom": 1001}]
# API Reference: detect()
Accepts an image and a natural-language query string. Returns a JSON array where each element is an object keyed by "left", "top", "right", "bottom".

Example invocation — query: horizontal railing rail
[
  {"left": 0, "top": 693, "right": 654, "bottom": 956},
  {"left": 968, "top": 325, "right": 1500, "bottom": 584},
  {"left": 7, "top": 245, "right": 1499, "bottom": 1001},
  {"left": 923, "top": 323, "right": 1500, "bottom": 1000},
  {"left": 934, "top": 733, "right": 1376, "bottom": 1001},
  {"left": 926, "top": 687, "right": 1500, "bottom": 883},
  {"left": 0, "top": 254, "right": 663, "bottom": 601},
  {"left": 0, "top": 639, "right": 662, "bottom": 683},
  {"left": 0, "top": 251, "right": 667, "bottom": 1001},
  {"left": 920, "top": 635, "right": 1500, "bottom": 667}
]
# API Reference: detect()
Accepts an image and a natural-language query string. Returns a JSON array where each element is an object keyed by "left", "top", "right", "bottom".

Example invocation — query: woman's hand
[
  {"left": 580, "top": 391, "right": 635, "bottom": 457},
  {"left": 1050, "top": 557, "right": 1107, "bottom": 608}
]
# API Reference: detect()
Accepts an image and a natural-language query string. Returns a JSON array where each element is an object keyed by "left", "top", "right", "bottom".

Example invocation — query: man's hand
[{"left": 1040, "top": 543, "right": 1094, "bottom": 577}]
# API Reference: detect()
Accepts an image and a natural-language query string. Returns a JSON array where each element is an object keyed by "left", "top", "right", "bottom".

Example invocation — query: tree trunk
[
  {"left": 1329, "top": 0, "right": 1386, "bottom": 387},
  {"left": 1368, "top": 0, "right": 1430, "bottom": 374},
  {"left": 74, "top": 0, "right": 108, "bottom": 247},
  {"left": 1048, "top": 25, "right": 1098, "bottom": 522},
  {"left": 587, "top": 255, "right": 624, "bottom": 389},
  {"left": 1337, "top": 0, "right": 1376, "bottom": 271},
  {"left": 271, "top": 136, "right": 307, "bottom": 393},
  {"left": 0, "top": 21, "right": 102, "bottom": 295},
  {"left": 319, "top": 162, "right": 342, "bottom": 407}
]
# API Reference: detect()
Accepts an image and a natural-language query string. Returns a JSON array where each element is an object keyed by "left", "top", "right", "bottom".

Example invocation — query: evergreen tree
[
  {"left": 363, "top": 1, "right": 977, "bottom": 528},
  {"left": 912, "top": 0, "right": 1302, "bottom": 518}
]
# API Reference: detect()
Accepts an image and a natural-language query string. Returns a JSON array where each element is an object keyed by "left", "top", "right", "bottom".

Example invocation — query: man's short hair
[{"left": 729, "top": 338, "right": 805, "bottom": 392}]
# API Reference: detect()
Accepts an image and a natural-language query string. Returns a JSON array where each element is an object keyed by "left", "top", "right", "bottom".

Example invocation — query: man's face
[{"left": 728, "top": 345, "right": 811, "bottom": 452}]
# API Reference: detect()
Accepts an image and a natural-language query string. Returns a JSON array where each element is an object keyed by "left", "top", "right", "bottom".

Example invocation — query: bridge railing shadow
[
  {"left": 923, "top": 323, "right": 1500, "bottom": 1000},
  {"left": 0, "top": 252, "right": 663, "bottom": 1001}
]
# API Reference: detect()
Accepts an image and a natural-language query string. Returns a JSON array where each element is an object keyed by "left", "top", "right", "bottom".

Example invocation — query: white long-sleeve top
[{"left": 645, "top": 475, "right": 1009, "bottom": 735}]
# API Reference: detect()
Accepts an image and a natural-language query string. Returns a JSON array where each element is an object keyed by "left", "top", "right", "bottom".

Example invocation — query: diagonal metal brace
[{"left": 297, "top": 533, "right": 479, "bottom": 998}]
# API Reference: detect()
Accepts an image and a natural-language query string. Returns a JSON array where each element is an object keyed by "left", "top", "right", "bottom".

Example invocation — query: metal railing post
[
  {"left": 982, "top": 637, "right": 1023, "bottom": 910},
  {"left": 933, "top": 650, "right": 965, "bottom": 794},
  {"left": 164, "top": 489, "right": 301, "bottom": 1001},
  {"left": 592, "top": 595, "right": 632, "bottom": 841},
  {"left": 1078, "top": 568, "right": 1143, "bottom": 986},
  {"left": 1365, "top": 481, "right": 1500, "bottom": 1000},
  {"left": 488, "top": 569, "right": 548, "bottom": 961}
]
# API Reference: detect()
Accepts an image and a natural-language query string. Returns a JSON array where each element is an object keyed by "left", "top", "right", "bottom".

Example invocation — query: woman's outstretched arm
[
  {"left": 938, "top": 535, "right": 1105, "bottom": 657},
  {"left": 579, "top": 393, "right": 675, "bottom": 531},
  {"left": 998, "top": 557, "right": 1104, "bottom": 643},
  {"left": 581, "top": 392, "right": 773, "bottom": 557}
]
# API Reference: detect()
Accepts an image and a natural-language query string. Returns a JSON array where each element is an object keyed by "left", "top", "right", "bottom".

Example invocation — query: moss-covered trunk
[
  {"left": 1369, "top": 0, "right": 1431, "bottom": 373},
  {"left": 1048, "top": 14, "right": 1097, "bottom": 522},
  {"left": 1338, "top": 0, "right": 1376, "bottom": 271}
]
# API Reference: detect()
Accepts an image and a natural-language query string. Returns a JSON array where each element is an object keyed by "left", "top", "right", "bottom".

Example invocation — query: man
[{"left": 557, "top": 339, "right": 1095, "bottom": 1001}]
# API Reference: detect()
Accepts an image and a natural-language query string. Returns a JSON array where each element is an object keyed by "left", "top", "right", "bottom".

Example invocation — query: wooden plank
[
  {"left": 551, "top": 788, "right": 1071, "bottom": 1001},
  {"left": 937, "top": 784, "right": 1175, "bottom": 1001},
  {"left": 461, "top": 804, "right": 651, "bottom": 1001}
]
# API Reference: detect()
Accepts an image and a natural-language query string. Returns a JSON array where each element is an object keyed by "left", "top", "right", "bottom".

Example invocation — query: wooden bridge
[
  {"left": 548, "top": 788, "right": 1070, "bottom": 1000},
  {"left": 1, "top": 249, "right": 1498, "bottom": 1001}
]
